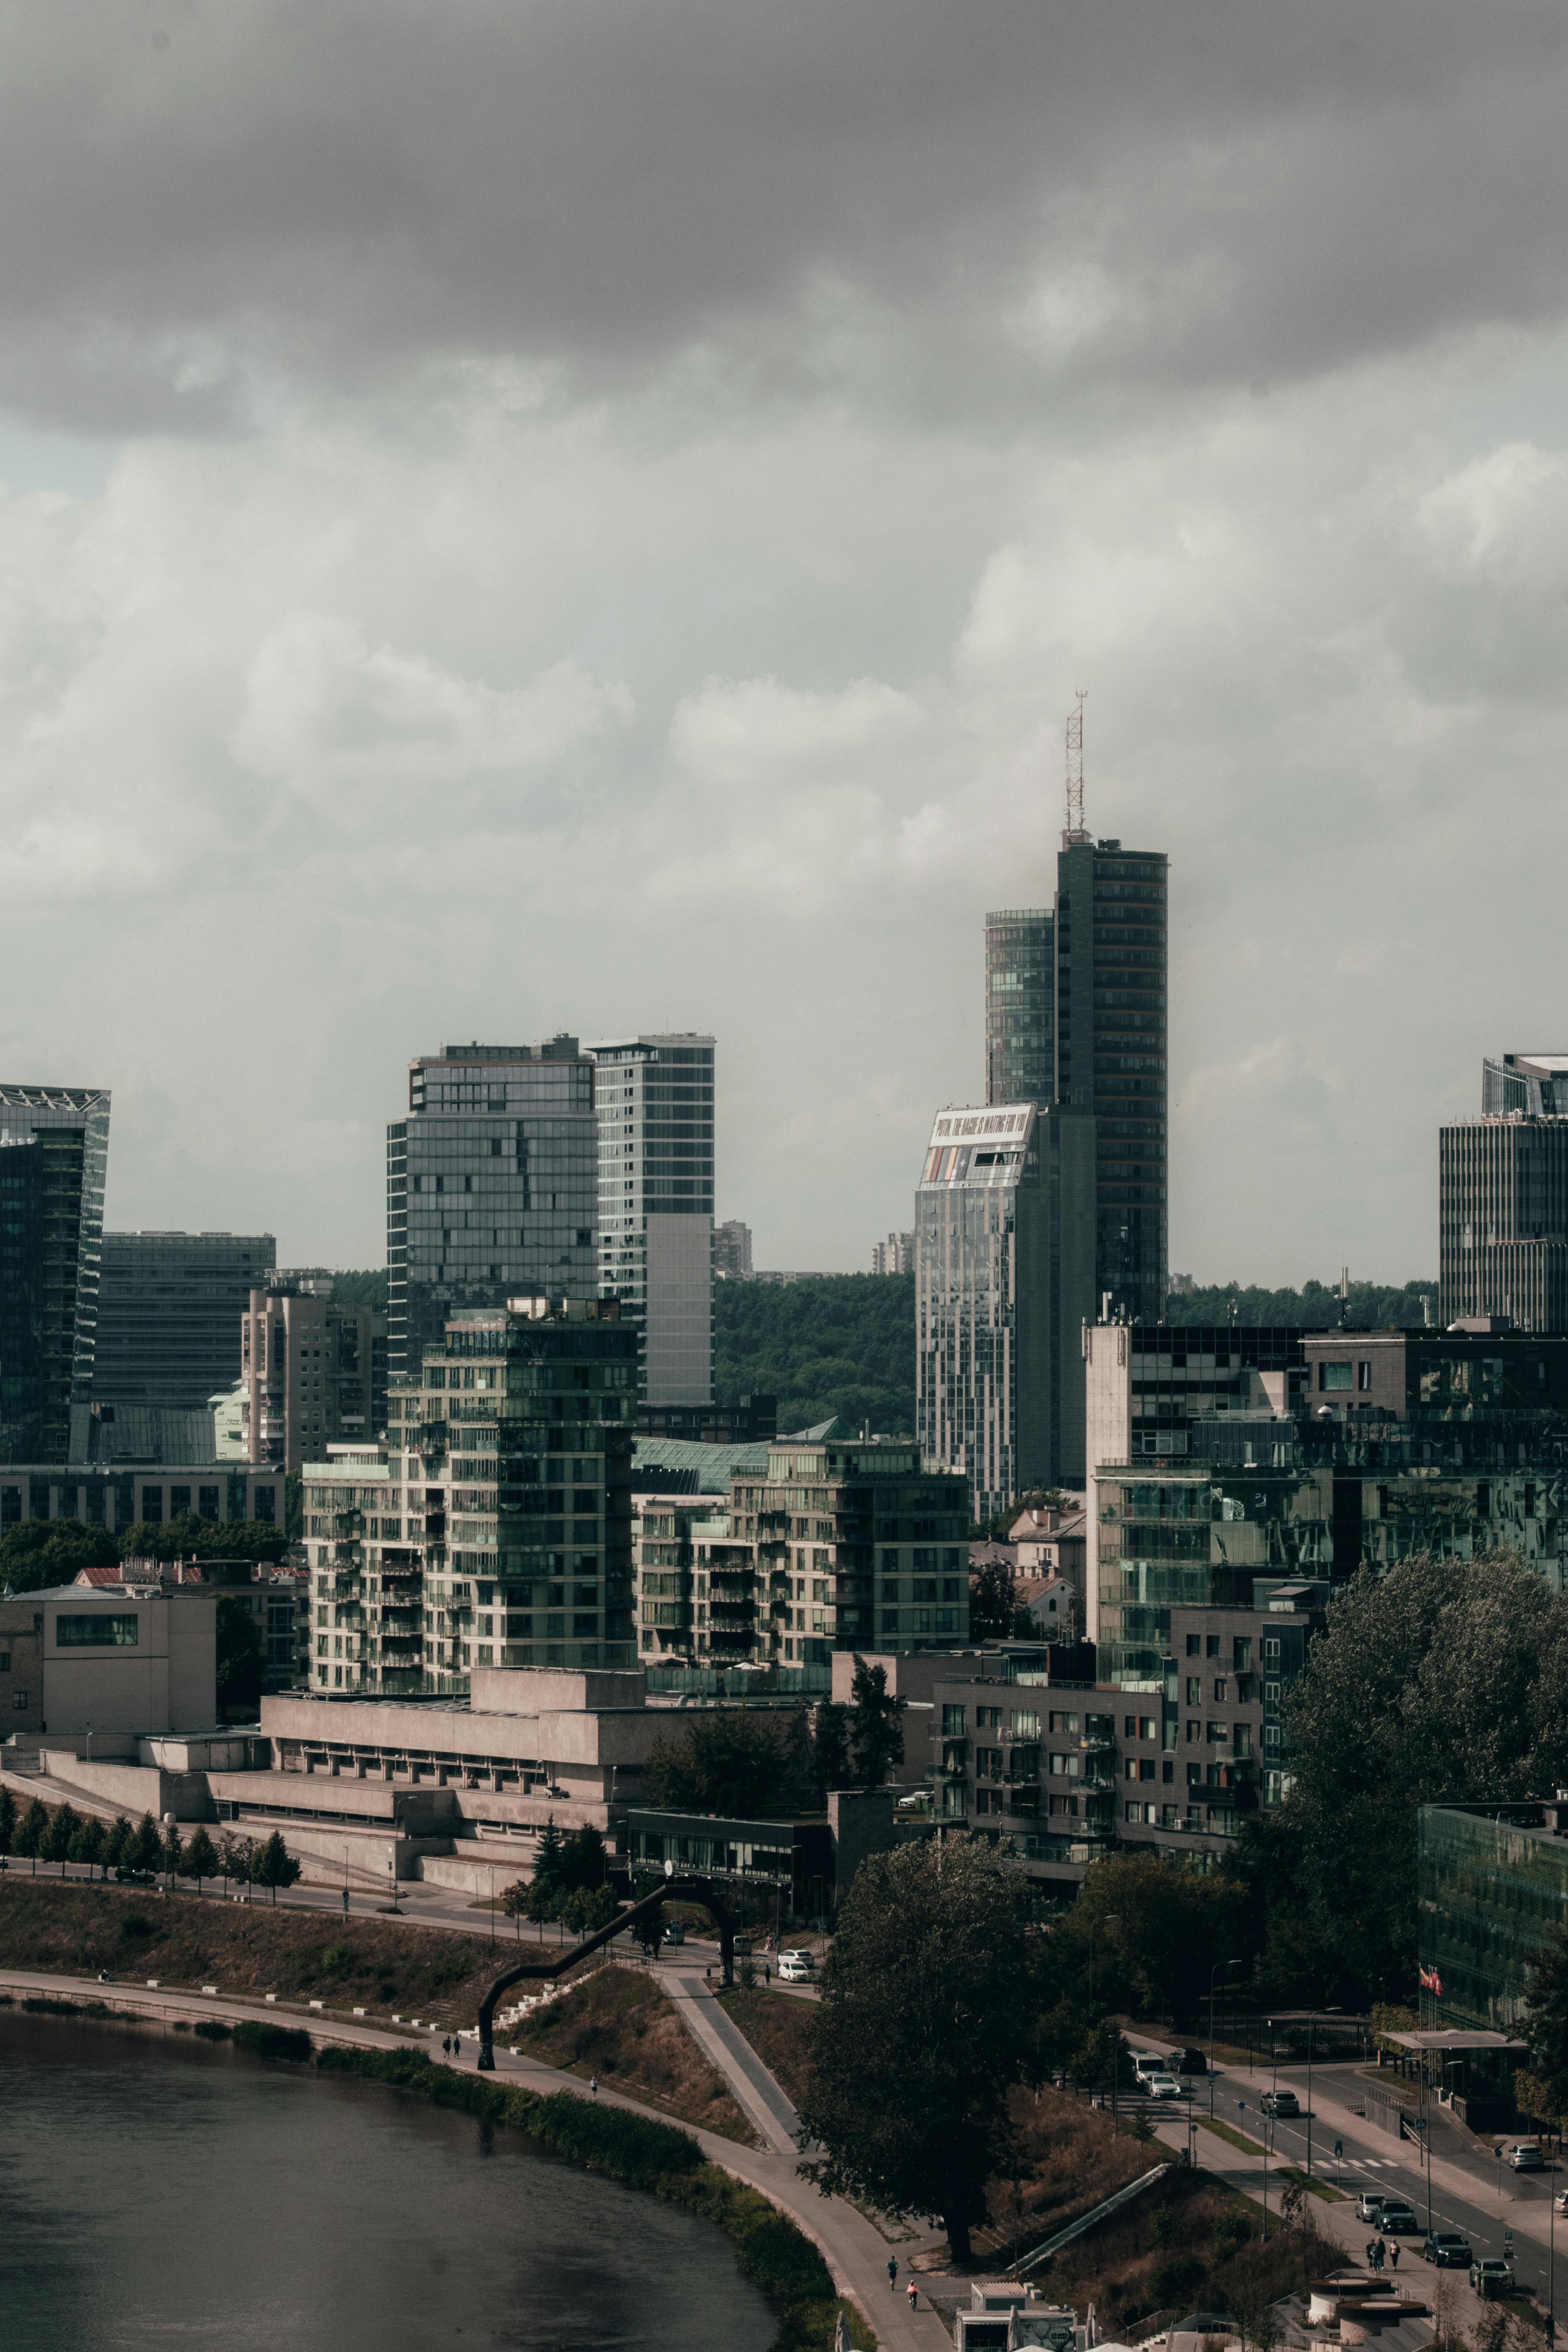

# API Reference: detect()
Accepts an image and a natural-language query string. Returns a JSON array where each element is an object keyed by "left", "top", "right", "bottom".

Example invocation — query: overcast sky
[{"left": 4, "top": 1, "right": 1567, "bottom": 1279}]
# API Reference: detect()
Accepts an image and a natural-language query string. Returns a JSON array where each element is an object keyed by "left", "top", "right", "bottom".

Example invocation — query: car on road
[
  {"left": 1421, "top": 2232, "right": 1472, "bottom": 2268},
  {"left": 1378, "top": 2201, "right": 1420, "bottom": 2236},
  {"left": 1356, "top": 2191, "right": 1389, "bottom": 2225},
  {"left": 777, "top": 1948, "right": 815, "bottom": 1972},
  {"left": 1261, "top": 2090, "right": 1300, "bottom": 2118},
  {"left": 777, "top": 1956, "right": 814, "bottom": 1984},
  {"left": 1555, "top": 2190, "right": 1568, "bottom": 2219},
  {"left": 1506, "top": 2142, "right": 1545, "bottom": 2171},
  {"left": 1472, "top": 2258, "right": 1514, "bottom": 2299},
  {"left": 659, "top": 1922, "right": 685, "bottom": 1947},
  {"left": 1175, "top": 2047, "right": 1209, "bottom": 2076},
  {"left": 1144, "top": 2074, "right": 1185, "bottom": 2101}
]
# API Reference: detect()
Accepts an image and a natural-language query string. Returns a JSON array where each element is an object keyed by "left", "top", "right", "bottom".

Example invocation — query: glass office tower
[
  {"left": 914, "top": 1100, "right": 1096, "bottom": 1514},
  {"left": 0, "top": 1085, "right": 111, "bottom": 1463},
  {"left": 1054, "top": 838, "right": 1168, "bottom": 1324},
  {"left": 386, "top": 1041, "right": 598, "bottom": 1382},
  {"left": 94, "top": 1230, "right": 276, "bottom": 1407},
  {"left": 985, "top": 909, "right": 1055, "bottom": 1109},
  {"left": 590, "top": 1033, "right": 714, "bottom": 1406}
]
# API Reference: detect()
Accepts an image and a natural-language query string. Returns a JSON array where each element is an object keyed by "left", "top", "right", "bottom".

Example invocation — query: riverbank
[{"left": 0, "top": 1969, "right": 880, "bottom": 2352}]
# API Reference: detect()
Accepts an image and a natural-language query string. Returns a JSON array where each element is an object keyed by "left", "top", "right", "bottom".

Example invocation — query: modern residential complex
[
  {"left": 590, "top": 1033, "right": 715, "bottom": 1406},
  {"left": 713, "top": 1218, "right": 753, "bottom": 1281},
  {"left": 0, "top": 1084, "right": 111, "bottom": 1464},
  {"left": 635, "top": 1434, "right": 970, "bottom": 1670},
  {"left": 1054, "top": 836, "right": 1168, "bottom": 1324},
  {"left": 985, "top": 907, "right": 1056, "bottom": 1110},
  {"left": 304, "top": 1296, "right": 639, "bottom": 1698},
  {"left": 93, "top": 1230, "right": 276, "bottom": 1408},
  {"left": 914, "top": 1102, "right": 1096, "bottom": 1512},
  {"left": 870, "top": 1230, "right": 913, "bottom": 1276},
  {"left": 241, "top": 1279, "right": 387, "bottom": 1473},
  {"left": 1441, "top": 1090, "right": 1568, "bottom": 1332},
  {"left": 387, "top": 1039, "right": 598, "bottom": 1382}
]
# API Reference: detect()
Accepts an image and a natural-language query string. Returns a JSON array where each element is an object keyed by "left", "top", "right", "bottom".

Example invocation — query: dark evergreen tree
[
  {"left": 131, "top": 1812, "right": 163, "bottom": 1873},
  {"left": 849, "top": 1656, "right": 907, "bottom": 1791},
  {"left": 44, "top": 1801, "right": 80, "bottom": 1868},
  {"left": 811, "top": 1701, "right": 851, "bottom": 1802},
  {"left": 181, "top": 1824, "right": 219, "bottom": 1890},
  {"left": 251, "top": 1829, "right": 301, "bottom": 1903},
  {"left": 0, "top": 1784, "right": 18, "bottom": 1858},
  {"left": 16, "top": 1798, "right": 50, "bottom": 1875}
]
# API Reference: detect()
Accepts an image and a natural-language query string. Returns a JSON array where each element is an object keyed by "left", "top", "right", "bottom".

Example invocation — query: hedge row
[{"left": 308, "top": 2045, "right": 871, "bottom": 2350}]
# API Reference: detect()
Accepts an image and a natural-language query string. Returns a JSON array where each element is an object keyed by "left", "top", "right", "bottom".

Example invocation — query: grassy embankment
[{"left": 0, "top": 1880, "right": 748, "bottom": 2138}]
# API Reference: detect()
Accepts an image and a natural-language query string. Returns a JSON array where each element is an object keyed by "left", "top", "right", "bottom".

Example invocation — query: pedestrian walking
[
  {"left": 906, "top": 2280, "right": 918, "bottom": 2312},
  {"left": 887, "top": 2257, "right": 898, "bottom": 2290},
  {"left": 764, "top": 1964, "right": 771, "bottom": 1986},
  {"left": 1365, "top": 2242, "right": 1375, "bottom": 2267},
  {"left": 590, "top": 2074, "right": 598, "bottom": 2097},
  {"left": 1390, "top": 2243, "right": 1400, "bottom": 2271},
  {"left": 1376, "top": 2239, "right": 1387, "bottom": 2272},
  {"left": 442, "top": 2036, "right": 452, "bottom": 2057}
]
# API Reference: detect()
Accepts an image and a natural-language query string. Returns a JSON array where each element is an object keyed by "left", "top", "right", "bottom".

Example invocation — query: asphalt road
[{"left": 1132, "top": 2034, "right": 1568, "bottom": 2309}]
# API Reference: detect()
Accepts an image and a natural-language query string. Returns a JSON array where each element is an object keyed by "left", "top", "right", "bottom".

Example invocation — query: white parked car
[
  {"left": 777, "top": 1955, "right": 815, "bottom": 1984},
  {"left": 1144, "top": 2074, "right": 1185, "bottom": 2101}
]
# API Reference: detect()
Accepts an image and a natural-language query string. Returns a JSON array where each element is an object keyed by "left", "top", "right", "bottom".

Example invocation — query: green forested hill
[
  {"left": 713, "top": 1274, "right": 915, "bottom": 1435},
  {"left": 1172, "top": 1278, "right": 1438, "bottom": 1328}
]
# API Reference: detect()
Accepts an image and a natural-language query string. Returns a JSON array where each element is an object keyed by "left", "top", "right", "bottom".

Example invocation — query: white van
[{"left": 1133, "top": 2051, "right": 1172, "bottom": 2082}]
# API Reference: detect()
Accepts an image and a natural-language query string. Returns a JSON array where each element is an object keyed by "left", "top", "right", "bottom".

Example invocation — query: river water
[{"left": 0, "top": 2009, "right": 775, "bottom": 2349}]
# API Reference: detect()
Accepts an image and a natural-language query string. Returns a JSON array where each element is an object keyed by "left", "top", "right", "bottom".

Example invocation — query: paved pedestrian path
[
  {"left": 0, "top": 1963, "right": 947, "bottom": 2348},
  {"left": 664, "top": 1969, "right": 802, "bottom": 2156}
]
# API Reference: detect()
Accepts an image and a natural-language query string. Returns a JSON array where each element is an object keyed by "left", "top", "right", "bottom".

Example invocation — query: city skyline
[{"left": 10, "top": 10, "right": 1568, "bottom": 1284}]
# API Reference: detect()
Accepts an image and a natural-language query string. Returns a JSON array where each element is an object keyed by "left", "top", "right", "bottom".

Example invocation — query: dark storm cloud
[{"left": 4, "top": 0, "right": 1568, "bottom": 428}]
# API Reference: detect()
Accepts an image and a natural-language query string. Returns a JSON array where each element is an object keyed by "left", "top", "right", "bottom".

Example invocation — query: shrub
[
  {"left": 232, "top": 2021, "right": 312, "bottom": 2062},
  {"left": 194, "top": 2019, "right": 232, "bottom": 2042},
  {"left": 119, "top": 1910, "right": 158, "bottom": 1945}
]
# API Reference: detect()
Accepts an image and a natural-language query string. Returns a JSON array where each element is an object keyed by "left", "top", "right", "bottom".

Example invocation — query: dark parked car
[
  {"left": 1261, "top": 2090, "right": 1300, "bottom": 2118},
  {"left": 1378, "top": 2202, "right": 1420, "bottom": 2236},
  {"left": 1472, "top": 2258, "right": 1514, "bottom": 2299},
  {"left": 1176, "top": 2048, "right": 1208, "bottom": 2076},
  {"left": 1422, "top": 2232, "right": 1472, "bottom": 2268}
]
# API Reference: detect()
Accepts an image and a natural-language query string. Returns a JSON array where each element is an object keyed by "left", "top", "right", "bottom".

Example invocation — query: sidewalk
[{"left": 664, "top": 1969, "right": 802, "bottom": 2156}]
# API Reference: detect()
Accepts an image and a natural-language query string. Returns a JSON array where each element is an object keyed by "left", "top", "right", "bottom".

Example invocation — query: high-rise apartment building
[
  {"left": 985, "top": 908, "right": 1055, "bottom": 1109},
  {"left": 713, "top": 1219, "right": 753, "bottom": 1281},
  {"left": 1054, "top": 837, "right": 1168, "bottom": 1323},
  {"left": 304, "top": 1297, "right": 638, "bottom": 1696},
  {"left": 241, "top": 1281, "right": 387, "bottom": 1474},
  {"left": 871, "top": 1231, "right": 913, "bottom": 1276},
  {"left": 387, "top": 1040, "right": 598, "bottom": 1382},
  {"left": 590, "top": 1033, "right": 714, "bottom": 1406},
  {"left": 914, "top": 1101, "right": 1096, "bottom": 1515},
  {"left": 94, "top": 1230, "right": 276, "bottom": 1408},
  {"left": 1440, "top": 1114, "right": 1568, "bottom": 1332},
  {"left": 0, "top": 1085, "right": 111, "bottom": 1463}
]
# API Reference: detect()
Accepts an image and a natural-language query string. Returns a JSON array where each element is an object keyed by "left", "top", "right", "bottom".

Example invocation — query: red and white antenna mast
[{"left": 1063, "top": 688, "right": 1090, "bottom": 845}]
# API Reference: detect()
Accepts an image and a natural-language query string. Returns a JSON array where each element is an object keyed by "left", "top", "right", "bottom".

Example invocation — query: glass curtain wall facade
[
  {"left": 0, "top": 1085, "right": 111, "bottom": 1464},
  {"left": 1054, "top": 841, "right": 1168, "bottom": 1324},
  {"left": 985, "top": 909, "right": 1055, "bottom": 1109},
  {"left": 1418, "top": 1803, "right": 1568, "bottom": 2032},
  {"left": 1440, "top": 1116, "right": 1568, "bottom": 1332},
  {"left": 590, "top": 1034, "right": 714, "bottom": 1406},
  {"left": 914, "top": 1102, "right": 1096, "bottom": 1513},
  {"left": 387, "top": 1040, "right": 597, "bottom": 1382},
  {"left": 94, "top": 1231, "right": 275, "bottom": 1407}
]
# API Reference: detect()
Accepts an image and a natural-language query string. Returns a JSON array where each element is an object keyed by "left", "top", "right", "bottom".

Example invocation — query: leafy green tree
[
  {"left": 1522, "top": 1922, "right": 1568, "bottom": 2122},
  {"left": 559, "top": 1824, "right": 608, "bottom": 1891},
  {"left": 561, "top": 1884, "right": 621, "bottom": 1936},
  {"left": 1167, "top": 1278, "right": 1437, "bottom": 1332},
  {"left": 181, "top": 1824, "right": 219, "bottom": 1891},
  {"left": 849, "top": 1656, "right": 906, "bottom": 1791},
  {"left": 811, "top": 1700, "right": 851, "bottom": 1802},
  {"left": 796, "top": 1834, "right": 1041, "bottom": 2264},
  {"left": 45, "top": 1801, "right": 81, "bottom": 1869},
  {"left": 0, "top": 1784, "right": 17, "bottom": 1859},
  {"left": 116, "top": 1515, "right": 287, "bottom": 1566},
  {"left": 644, "top": 1712, "right": 786, "bottom": 1813},
  {"left": 16, "top": 1798, "right": 49, "bottom": 1874},
  {"left": 630, "top": 1899, "right": 665, "bottom": 1957},
  {"left": 131, "top": 1812, "right": 163, "bottom": 1873},
  {"left": 529, "top": 1816, "right": 567, "bottom": 1907},
  {"left": 251, "top": 1829, "right": 301, "bottom": 1904},
  {"left": 968, "top": 1555, "right": 1030, "bottom": 1641},
  {"left": 711, "top": 1272, "right": 916, "bottom": 1436},
  {"left": 1272, "top": 1551, "right": 1568, "bottom": 1997},
  {"left": 162, "top": 1820, "right": 184, "bottom": 1884},
  {"left": 1052, "top": 1848, "right": 1252, "bottom": 2023},
  {"left": 69, "top": 1815, "right": 108, "bottom": 1879},
  {"left": 104, "top": 1814, "right": 131, "bottom": 1872},
  {"left": 215, "top": 1594, "right": 265, "bottom": 1714},
  {"left": 0, "top": 1516, "right": 118, "bottom": 1593}
]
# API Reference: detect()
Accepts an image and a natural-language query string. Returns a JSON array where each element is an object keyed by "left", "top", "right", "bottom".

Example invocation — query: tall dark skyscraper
[
  {"left": 1441, "top": 1053, "right": 1568, "bottom": 1332},
  {"left": 93, "top": 1230, "right": 276, "bottom": 1408},
  {"left": 387, "top": 1040, "right": 598, "bottom": 1381},
  {"left": 1054, "top": 834, "right": 1169, "bottom": 1325},
  {"left": 984, "top": 908, "right": 1055, "bottom": 1108},
  {"left": 0, "top": 1085, "right": 111, "bottom": 1463}
]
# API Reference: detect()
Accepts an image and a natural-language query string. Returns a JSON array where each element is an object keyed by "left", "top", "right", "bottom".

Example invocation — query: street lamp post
[
  {"left": 1210, "top": 1958, "right": 1241, "bottom": 2121},
  {"left": 1088, "top": 1913, "right": 1121, "bottom": 2111}
]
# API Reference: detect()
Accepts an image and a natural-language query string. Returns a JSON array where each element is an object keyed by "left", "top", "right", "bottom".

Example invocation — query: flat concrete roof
[{"left": 1384, "top": 2030, "right": 1530, "bottom": 2053}]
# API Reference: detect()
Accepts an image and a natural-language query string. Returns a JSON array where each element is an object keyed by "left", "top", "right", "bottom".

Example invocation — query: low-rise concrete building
[
  {"left": 0, "top": 1579, "right": 217, "bottom": 1740},
  {"left": 0, "top": 1463, "right": 285, "bottom": 1539}
]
